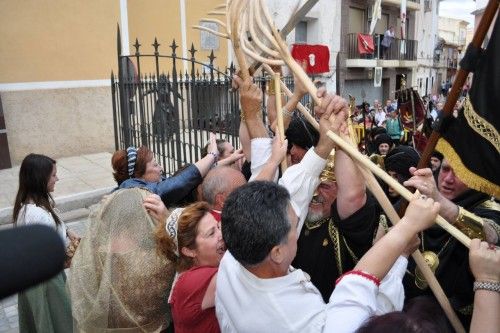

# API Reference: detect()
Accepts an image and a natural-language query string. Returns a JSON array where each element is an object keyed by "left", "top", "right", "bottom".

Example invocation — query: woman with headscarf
[
  {"left": 156, "top": 202, "right": 225, "bottom": 333},
  {"left": 112, "top": 134, "right": 221, "bottom": 206},
  {"left": 68, "top": 187, "right": 174, "bottom": 332}
]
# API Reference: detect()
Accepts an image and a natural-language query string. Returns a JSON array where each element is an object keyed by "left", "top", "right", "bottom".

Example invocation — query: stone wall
[{"left": 1, "top": 86, "right": 114, "bottom": 165}]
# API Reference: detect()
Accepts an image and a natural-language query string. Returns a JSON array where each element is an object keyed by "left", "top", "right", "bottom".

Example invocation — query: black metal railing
[
  {"left": 111, "top": 27, "right": 309, "bottom": 176},
  {"left": 345, "top": 33, "right": 418, "bottom": 61}
]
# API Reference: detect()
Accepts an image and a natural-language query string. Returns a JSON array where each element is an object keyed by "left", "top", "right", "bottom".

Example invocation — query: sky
[{"left": 439, "top": 0, "right": 476, "bottom": 27}]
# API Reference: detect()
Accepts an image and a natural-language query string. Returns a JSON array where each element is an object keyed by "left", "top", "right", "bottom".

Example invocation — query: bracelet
[
  {"left": 473, "top": 281, "right": 500, "bottom": 293},
  {"left": 282, "top": 108, "right": 294, "bottom": 118},
  {"left": 240, "top": 110, "right": 246, "bottom": 122},
  {"left": 336, "top": 270, "right": 381, "bottom": 287}
]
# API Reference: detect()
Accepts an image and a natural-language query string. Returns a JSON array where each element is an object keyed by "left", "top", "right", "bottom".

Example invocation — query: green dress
[
  {"left": 16, "top": 204, "right": 73, "bottom": 332},
  {"left": 18, "top": 271, "right": 73, "bottom": 332},
  {"left": 18, "top": 271, "right": 73, "bottom": 333}
]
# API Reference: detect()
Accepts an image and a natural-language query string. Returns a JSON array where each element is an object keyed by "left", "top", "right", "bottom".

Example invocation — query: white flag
[
  {"left": 400, "top": 0, "right": 407, "bottom": 54},
  {"left": 369, "top": 0, "right": 382, "bottom": 35}
]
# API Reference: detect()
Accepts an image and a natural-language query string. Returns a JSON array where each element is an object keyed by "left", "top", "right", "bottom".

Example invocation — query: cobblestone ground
[{"left": 0, "top": 218, "right": 89, "bottom": 333}]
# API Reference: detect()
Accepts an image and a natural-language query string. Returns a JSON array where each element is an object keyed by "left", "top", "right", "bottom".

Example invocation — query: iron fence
[{"left": 111, "top": 28, "right": 308, "bottom": 176}]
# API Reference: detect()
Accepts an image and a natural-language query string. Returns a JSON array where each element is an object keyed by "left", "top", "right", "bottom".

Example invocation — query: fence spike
[
  {"left": 152, "top": 38, "right": 160, "bottom": 54},
  {"left": 134, "top": 38, "right": 141, "bottom": 56},
  {"left": 208, "top": 50, "right": 216, "bottom": 65},
  {"left": 189, "top": 43, "right": 197, "bottom": 58},
  {"left": 117, "top": 24, "right": 122, "bottom": 56},
  {"left": 170, "top": 39, "right": 178, "bottom": 55}
]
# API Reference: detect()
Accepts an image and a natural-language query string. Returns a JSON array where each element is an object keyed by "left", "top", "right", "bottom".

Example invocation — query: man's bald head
[{"left": 202, "top": 166, "right": 247, "bottom": 210}]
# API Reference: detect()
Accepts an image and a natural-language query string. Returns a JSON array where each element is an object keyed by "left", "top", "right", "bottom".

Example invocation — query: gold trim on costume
[
  {"left": 327, "top": 220, "right": 359, "bottom": 275},
  {"left": 454, "top": 206, "right": 485, "bottom": 240},
  {"left": 478, "top": 199, "right": 500, "bottom": 212},
  {"left": 463, "top": 97, "right": 500, "bottom": 154},
  {"left": 436, "top": 138, "right": 500, "bottom": 198},
  {"left": 328, "top": 222, "right": 343, "bottom": 274}
]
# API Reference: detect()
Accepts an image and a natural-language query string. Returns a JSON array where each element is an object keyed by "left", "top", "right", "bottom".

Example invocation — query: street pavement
[{"left": 0, "top": 152, "right": 115, "bottom": 332}]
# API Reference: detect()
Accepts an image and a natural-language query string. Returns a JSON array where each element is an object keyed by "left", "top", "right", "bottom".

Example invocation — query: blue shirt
[{"left": 117, "top": 164, "right": 202, "bottom": 205}]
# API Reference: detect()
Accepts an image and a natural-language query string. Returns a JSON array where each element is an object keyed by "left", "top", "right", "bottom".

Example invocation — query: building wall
[
  {"left": 0, "top": 0, "right": 120, "bottom": 83},
  {"left": 266, "top": 0, "right": 341, "bottom": 93},
  {"left": 438, "top": 17, "right": 469, "bottom": 46},
  {"left": 2, "top": 87, "right": 113, "bottom": 164},
  {"left": 340, "top": 0, "right": 418, "bottom": 104},
  {"left": 0, "top": 0, "right": 225, "bottom": 165},
  {"left": 414, "top": 0, "right": 439, "bottom": 97}
]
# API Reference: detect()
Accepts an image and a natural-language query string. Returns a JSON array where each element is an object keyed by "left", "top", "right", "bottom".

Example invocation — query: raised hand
[
  {"left": 233, "top": 75, "right": 262, "bottom": 121},
  {"left": 400, "top": 192, "right": 440, "bottom": 234},
  {"left": 143, "top": 194, "right": 169, "bottom": 225},
  {"left": 469, "top": 239, "right": 500, "bottom": 283},
  {"left": 403, "top": 167, "right": 439, "bottom": 201}
]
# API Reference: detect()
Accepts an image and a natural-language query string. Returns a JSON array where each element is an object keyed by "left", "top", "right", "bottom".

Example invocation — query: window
[
  {"left": 295, "top": 21, "right": 308, "bottom": 43},
  {"left": 424, "top": 0, "right": 432, "bottom": 12},
  {"left": 349, "top": 7, "right": 365, "bottom": 34},
  {"left": 200, "top": 21, "right": 219, "bottom": 50}
]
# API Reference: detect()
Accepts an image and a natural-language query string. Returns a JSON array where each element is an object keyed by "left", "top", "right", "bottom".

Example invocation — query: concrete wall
[
  {"left": 1, "top": 87, "right": 114, "bottom": 165},
  {"left": 266, "top": 0, "right": 341, "bottom": 92},
  {"left": 0, "top": 0, "right": 120, "bottom": 83},
  {"left": 0, "top": 0, "right": 225, "bottom": 167}
]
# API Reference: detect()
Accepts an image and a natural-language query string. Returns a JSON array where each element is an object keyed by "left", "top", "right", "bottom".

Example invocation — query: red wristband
[{"left": 336, "top": 270, "right": 381, "bottom": 287}]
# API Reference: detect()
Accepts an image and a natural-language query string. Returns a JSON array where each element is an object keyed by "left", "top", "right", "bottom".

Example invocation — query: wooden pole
[
  {"left": 274, "top": 73, "right": 288, "bottom": 172},
  {"left": 345, "top": 102, "right": 465, "bottom": 333},
  {"left": 326, "top": 129, "right": 472, "bottom": 248}
]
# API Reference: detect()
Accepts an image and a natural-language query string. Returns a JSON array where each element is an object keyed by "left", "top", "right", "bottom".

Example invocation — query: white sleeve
[
  {"left": 325, "top": 274, "right": 379, "bottom": 333},
  {"left": 249, "top": 138, "right": 278, "bottom": 182},
  {"left": 21, "top": 205, "right": 55, "bottom": 228},
  {"left": 375, "top": 256, "right": 408, "bottom": 315},
  {"left": 278, "top": 148, "right": 325, "bottom": 233}
]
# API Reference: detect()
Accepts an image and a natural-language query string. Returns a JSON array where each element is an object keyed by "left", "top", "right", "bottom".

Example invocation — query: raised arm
[
  {"left": 194, "top": 133, "right": 219, "bottom": 177},
  {"left": 252, "top": 133, "right": 287, "bottom": 182},
  {"left": 279, "top": 88, "right": 348, "bottom": 231},
  {"left": 404, "top": 167, "right": 499, "bottom": 244},
  {"left": 233, "top": 75, "right": 268, "bottom": 139},
  {"left": 352, "top": 194, "right": 439, "bottom": 281},
  {"left": 469, "top": 239, "right": 500, "bottom": 333},
  {"left": 270, "top": 62, "right": 309, "bottom": 133}
]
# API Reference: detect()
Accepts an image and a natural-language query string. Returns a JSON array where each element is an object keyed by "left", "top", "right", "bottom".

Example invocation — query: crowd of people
[{"left": 9, "top": 68, "right": 499, "bottom": 333}]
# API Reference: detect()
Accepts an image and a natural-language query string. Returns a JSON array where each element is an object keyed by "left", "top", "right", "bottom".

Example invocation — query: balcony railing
[
  {"left": 447, "top": 59, "right": 458, "bottom": 69},
  {"left": 346, "top": 33, "right": 418, "bottom": 61},
  {"left": 382, "top": 0, "right": 421, "bottom": 11}
]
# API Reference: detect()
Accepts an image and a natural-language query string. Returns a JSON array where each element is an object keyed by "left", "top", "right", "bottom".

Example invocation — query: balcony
[
  {"left": 447, "top": 59, "right": 458, "bottom": 69},
  {"left": 345, "top": 33, "right": 418, "bottom": 68},
  {"left": 382, "top": 0, "right": 421, "bottom": 12}
]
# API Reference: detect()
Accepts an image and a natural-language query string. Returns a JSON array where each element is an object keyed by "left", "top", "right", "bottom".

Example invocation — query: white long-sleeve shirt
[
  {"left": 216, "top": 251, "right": 408, "bottom": 333},
  {"left": 249, "top": 138, "right": 325, "bottom": 233}
]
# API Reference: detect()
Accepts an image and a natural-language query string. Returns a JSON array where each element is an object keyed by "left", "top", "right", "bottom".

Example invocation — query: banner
[
  {"left": 436, "top": 17, "right": 500, "bottom": 197},
  {"left": 369, "top": 0, "right": 382, "bottom": 35},
  {"left": 357, "top": 34, "right": 375, "bottom": 55},
  {"left": 291, "top": 44, "right": 330, "bottom": 74}
]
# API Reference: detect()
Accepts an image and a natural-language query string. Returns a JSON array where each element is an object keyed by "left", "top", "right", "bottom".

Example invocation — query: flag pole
[{"left": 417, "top": 0, "right": 499, "bottom": 168}]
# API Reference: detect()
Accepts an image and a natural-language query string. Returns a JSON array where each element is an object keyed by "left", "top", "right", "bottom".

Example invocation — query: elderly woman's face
[{"left": 142, "top": 158, "right": 163, "bottom": 182}]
